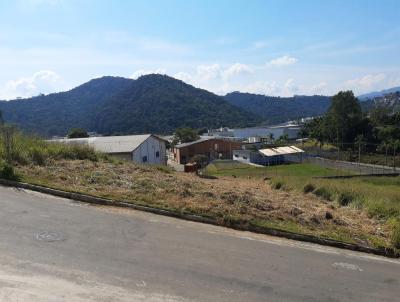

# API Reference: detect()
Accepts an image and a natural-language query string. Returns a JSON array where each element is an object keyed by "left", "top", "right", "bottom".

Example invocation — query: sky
[{"left": 0, "top": 0, "right": 399, "bottom": 100}]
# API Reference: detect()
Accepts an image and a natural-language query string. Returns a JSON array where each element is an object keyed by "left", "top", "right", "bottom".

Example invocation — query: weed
[
  {"left": 0, "top": 161, "right": 19, "bottom": 181},
  {"left": 388, "top": 218, "right": 400, "bottom": 249},
  {"left": 272, "top": 180, "right": 285, "bottom": 190},
  {"left": 29, "top": 146, "right": 47, "bottom": 165},
  {"left": 303, "top": 183, "right": 315, "bottom": 193},
  {"left": 313, "top": 187, "right": 332, "bottom": 201},
  {"left": 155, "top": 165, "right": 172, "bottom": 174},
  {"left": 337, "top": 191, "right": 357, "bottom": 206}
]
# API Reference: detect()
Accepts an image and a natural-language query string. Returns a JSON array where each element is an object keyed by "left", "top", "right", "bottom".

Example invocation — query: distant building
[
  {"left": 51, "top": 134, "right": 167, "bottom": 165},
  {"left": 233, "top": 145, "right": 304, "bottom": 166},
  {"left": 172, "top": 138, "right": 243, "bottom": 164},
  {"left": 207, "top": 123, "right": 301, "bottom": 141},
  {"left": 233, "top": 149, "right": 270, "bottom": 165}
]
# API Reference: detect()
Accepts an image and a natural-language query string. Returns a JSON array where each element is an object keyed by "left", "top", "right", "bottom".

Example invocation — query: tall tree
[
  {"left": 324, "top": 91, "right": 362, "bottom": 146},
  {"left": 172, "top": 127, "right": 199, "bottom": 145}
]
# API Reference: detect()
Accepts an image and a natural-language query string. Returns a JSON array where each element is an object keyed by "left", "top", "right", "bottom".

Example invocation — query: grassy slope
[
  {"left": 15, "top": 159, "right": 394, "bottom": 249},
  {"left": 2, "top": 133, "right": 397, "bottom": 250},
  {"left": 205, "top": 161, "right": 400, "bottom": 248}
]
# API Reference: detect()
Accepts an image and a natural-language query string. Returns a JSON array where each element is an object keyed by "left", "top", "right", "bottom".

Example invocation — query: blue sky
[{"left": 0, "top": 0, "right": 399, "bottom": 99}]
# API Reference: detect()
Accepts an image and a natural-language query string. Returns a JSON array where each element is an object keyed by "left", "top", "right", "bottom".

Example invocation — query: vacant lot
[
  {"left": 14, "top": 159, "right": 398, "bottom": 250},
  {"left": 205, "top": 161, "right": 400, "bottom": 218}
]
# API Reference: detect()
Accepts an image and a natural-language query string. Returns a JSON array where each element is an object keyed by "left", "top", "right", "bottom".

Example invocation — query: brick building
[{"left": 172, "top": 138, "right": 243, "bottom": 164}]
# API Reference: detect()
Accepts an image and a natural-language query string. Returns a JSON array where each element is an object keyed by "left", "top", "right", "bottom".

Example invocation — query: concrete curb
[{"left": 0, "top": 178, "right": 398, "bottom": 258}]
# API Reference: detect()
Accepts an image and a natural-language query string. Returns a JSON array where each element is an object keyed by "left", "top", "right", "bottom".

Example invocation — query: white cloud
[
  {"left": 309, "top": 82, "right": 328, "bottom": 94},
  {"left": 222, "top": 63, "right": 253, "bottom": 79},
  {"left": 130, "top": 68, "right": 167, "bottom": 79},
  {"left": 284, "top": 78, "right": 299, "bottom": 93},
  {"left": 268, "top": 55, "right": 298, "bottom": 67},
  {"left": 182, "top": 63, "right": 254, "bottom": 83},
  {"left": 173, "top": 71, "right": 193, "bottom": 83},
  {"left": 196, "top": 64, "right": 221, "bottom": 80},
  {"left": 230, "top": 78, "right": 300, "bottom": 97},
  {"left": 0, "top": 70, "right": 63, "bottom": 100},
  {"left": 344, "top": 73, "right": 386, "bottom": 93}
]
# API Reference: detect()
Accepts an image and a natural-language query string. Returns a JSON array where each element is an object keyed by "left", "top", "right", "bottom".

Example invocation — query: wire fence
[
  {"left": 203, "top": 142, "right": 400, "bottom": 178},
  {"left": 298, "top": 142, "right": 399, "bottom": 175}
]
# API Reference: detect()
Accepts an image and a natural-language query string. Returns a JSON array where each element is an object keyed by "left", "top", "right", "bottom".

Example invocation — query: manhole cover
[{"left": 36, "top": 231, "right": 65, "bottom": 242}]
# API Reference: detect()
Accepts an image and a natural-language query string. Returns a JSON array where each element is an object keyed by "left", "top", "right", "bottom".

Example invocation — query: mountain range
[
  {"left": 224, "top": 92, "right": 331, "bottom": 124},
  {"left": 0, "top": 75, "right": 259, "bottom": 136},
  {"left": 1, "top": 74, "right": 395, "bottom": 137},
  {"left": 358, "top": 86, "right": 400, "bottom": 100}
]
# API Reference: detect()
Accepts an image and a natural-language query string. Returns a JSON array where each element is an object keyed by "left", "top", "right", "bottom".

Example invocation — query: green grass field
[
  {"left": 205, "top": 161, "right": 345, "bottom": 178},
  {"left": 205, "top": 161, "right": 400, "bottom": 221}
]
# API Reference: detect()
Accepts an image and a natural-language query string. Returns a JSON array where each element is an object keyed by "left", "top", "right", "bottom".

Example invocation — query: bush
[
  {"left": 271, "top": 180, "right": 284, "bottom": 190},
  {"left": 337, "top": 191, "right": 357, "bottom": 206},
  {"left": 313, "top": 187, "right": 332, "bottom": 201},
  {"left": 389, "top": 219, "right": 400, "bottom": 249},
  {"left": 0, "top": 162, "right": 19, "bottom": 181},
  {"left": 303, "top": 183, "right": 315, "bottom": 193},
  {"left": 29, "top": 146, "right": 47, "bottom": 165}
]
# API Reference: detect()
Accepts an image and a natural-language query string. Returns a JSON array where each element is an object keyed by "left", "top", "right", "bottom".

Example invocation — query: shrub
[
  {"left": 0, "top": 162, "right": 19, "bottom": 181},
  {"left": 29, "top": 146, "right": 47, "bottom": 165},
  {"left": 313, "top": 187, "right": 332, "bottom": 201},
  {"left": 337, "top": 191, "right": 357, "bottom": 206},
  {"left": 303, "top": 183, "right": 315, "bottom": 193},
  {"left": 272, "top": 180, "right": 284, "bottom": 190}
]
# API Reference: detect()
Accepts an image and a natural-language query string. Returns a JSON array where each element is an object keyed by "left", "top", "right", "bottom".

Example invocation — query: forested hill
[
  {"left": 0, "top": 75, "right": 261, "bottom": 137},
  {"left": 0, "top": 76, "right": 134, "bottom": 136},
  {"left": 93, "top": 75, "right": 261, "bottom": 135},
  {"left": 224, "top": 92, "right": 332, "bottom": 124},
  {"left": 361, "top": 91, "right": 400, "bottom": 113}
]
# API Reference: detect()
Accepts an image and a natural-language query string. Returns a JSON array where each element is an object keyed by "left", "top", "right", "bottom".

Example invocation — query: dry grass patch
[{"left": 16, "top": 159, "right": 392, "bottom": 249}]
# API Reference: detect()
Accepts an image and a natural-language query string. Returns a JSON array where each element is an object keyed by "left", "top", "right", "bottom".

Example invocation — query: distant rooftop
[
  {"left": 52, "top": 134, "right": 157, "bottom": 153},
  {"left": 174, "top": 136, "right": 239, "bottom": 148},
  {"left": 259, "top": 146, "right": 304, "bottom": 157}
]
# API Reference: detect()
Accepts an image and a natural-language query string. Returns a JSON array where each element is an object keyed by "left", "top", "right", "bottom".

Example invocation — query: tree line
[{"left": 303, "top": 91, "right": 400, "bottom": 155}]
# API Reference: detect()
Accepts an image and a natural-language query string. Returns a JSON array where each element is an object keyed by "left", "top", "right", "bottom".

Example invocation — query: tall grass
[
  {"left": 206, "top": 161, "right": 400, "bottom": 232},
  {"left": 0, "top": 130, "right": 107, "bottom": 166}
]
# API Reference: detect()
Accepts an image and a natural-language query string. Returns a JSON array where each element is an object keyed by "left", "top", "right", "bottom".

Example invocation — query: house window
[
  {"left": 234, "top": 154, "right": 239, "bottom": 158},
  {"left": 156, "top": 151, "right": 160, "bottom": 158},
  {"left": 142, "top": 156, "right": 148, "bottom": 163},
  {"left": 243, "top": 156, "right": 248, "bottom": 160}
]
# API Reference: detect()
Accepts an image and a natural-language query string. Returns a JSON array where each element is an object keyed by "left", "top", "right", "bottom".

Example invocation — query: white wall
[
  {"left": 132, "top": 136, "right": 167, "bottom": 165},
  {"left": 233, "top": 150, "right": 252, "bottom": 164}
]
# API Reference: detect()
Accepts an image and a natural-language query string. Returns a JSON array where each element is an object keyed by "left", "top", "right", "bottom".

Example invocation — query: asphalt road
[{"left": 0, "top": 185, "right": 399, "bottom": 302}]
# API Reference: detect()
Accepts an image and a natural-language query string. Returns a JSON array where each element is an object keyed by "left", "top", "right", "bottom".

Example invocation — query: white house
[
  {"left": 233, "top": 146, "right": 304, "bottom": 166},
  {"left": 52, "top": 134, "right": 167, "bottom": 165}
]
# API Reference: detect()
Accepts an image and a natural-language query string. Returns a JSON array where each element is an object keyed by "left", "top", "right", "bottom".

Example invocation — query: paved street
[{"left": 0, "top": 185, "right": 399, "bottom": 301}]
